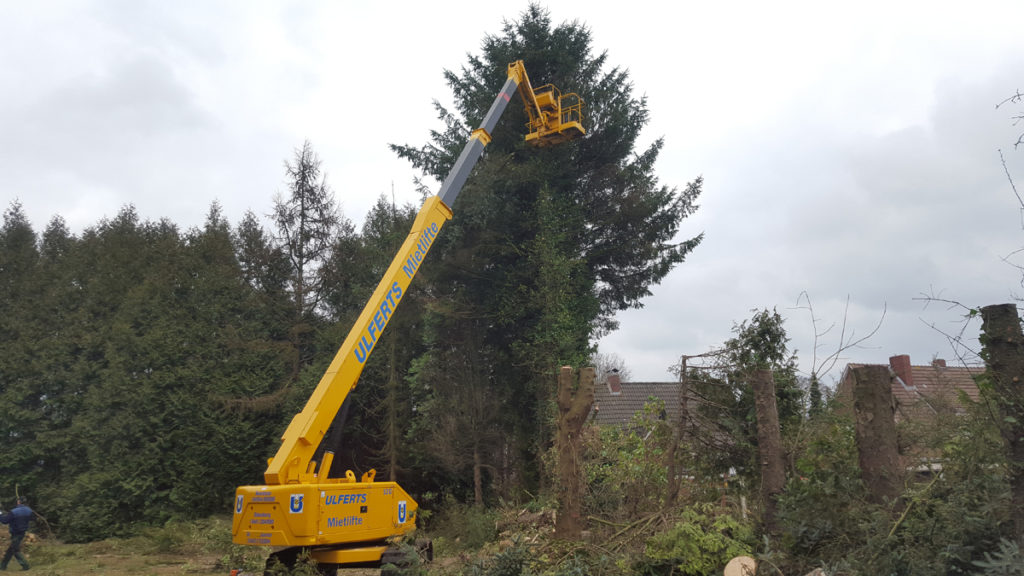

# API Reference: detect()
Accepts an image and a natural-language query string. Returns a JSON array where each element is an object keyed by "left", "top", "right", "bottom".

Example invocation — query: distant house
[
  {"left": 591, "top": 372, "right": 684, "bottom": 428},
  {"left": 836, "top": 354, "right": 983, "bottom": 423}
]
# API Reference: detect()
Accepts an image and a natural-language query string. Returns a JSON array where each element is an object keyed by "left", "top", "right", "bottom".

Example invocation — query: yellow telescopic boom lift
[{"left": 232, "top": 61, "right": 584, "bottom": 574}]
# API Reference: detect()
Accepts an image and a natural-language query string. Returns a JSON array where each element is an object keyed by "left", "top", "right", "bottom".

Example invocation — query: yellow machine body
[{"left": 233, "top": 480, "right": 416, "bottom": 560}]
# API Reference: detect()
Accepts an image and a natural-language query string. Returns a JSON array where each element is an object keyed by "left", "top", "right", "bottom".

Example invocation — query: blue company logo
[
  {"left": 289, "top": 494, "right": 304, "bottom": 514},
  {"left": 398, "top": 500, "right": 407, "bottom": 523},
  {"left": 401, "top": 222, "right": 440, "bottom": 280},
  {"left": 354, "top": 282, "right": 404, "bottom": 364},
  {"left": 324, "top": 493, "right": 367, "bottom": 506},
  {"left": 235, "top": 495, "right": 244, "bottom": 514}
]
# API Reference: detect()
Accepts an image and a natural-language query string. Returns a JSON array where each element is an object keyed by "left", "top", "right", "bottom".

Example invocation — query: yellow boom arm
[
  {"left": 234, "top": 61, "right": 584, "bottom": 569},
  {"left": 265, "top": 195, "right": 453, "bottom": 484},
  {"left": 262, "top": 61, "right": 585, "bottom": 486}
]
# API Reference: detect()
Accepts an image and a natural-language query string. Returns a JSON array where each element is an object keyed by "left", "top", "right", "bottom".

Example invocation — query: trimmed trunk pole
[
  {"left": 555, "top": 366, "right": 595, "bottom": 539},
  {"left": 981, "top": 304, "right": 1024, "bottom": 547},
  {"left": 751, "top": 368, "right": 785, "bottom": 535},
  {"left": 665, "top": 356, "right": 690, "bottom": 508},
  {"left": 473, "top": 444, "right": 483, "bottom": 507},
  {"left": 850, "top": 365, "right": 901, "bottom": 505}
]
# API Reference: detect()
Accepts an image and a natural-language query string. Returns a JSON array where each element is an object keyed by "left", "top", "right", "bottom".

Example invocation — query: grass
[
  {"left": 0, "top": 509, "right": 502, "bottom": 576},
  {"left": 0, "top": 516, "right": 262, "bottom": 576}
]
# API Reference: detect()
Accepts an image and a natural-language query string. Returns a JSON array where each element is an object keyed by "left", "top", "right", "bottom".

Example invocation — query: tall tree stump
[
  {"left": 555, "top": 366, "right": 595, "bottom": 539},
  {"left": 981, "top": 303, "right": 1024, "bottom": 547},
  {"left": 665, "top": 356, "right": 691, "bottom": 508},
  {"left": 850, "top": 364, "right": 901, "bottom": 505},
  {"left": 752, "top": 368, "right": 785, "bottom": 535}
]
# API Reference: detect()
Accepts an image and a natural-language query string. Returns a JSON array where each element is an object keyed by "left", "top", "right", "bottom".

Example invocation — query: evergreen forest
[{"left": 0, "top": 5, "right": 700, "bottom": 545}]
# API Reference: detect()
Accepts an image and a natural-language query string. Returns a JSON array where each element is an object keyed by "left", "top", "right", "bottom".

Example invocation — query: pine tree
[
  {"left": 271, "top": 141, "right": 353, "bottom": 436},
  {"left": 272, "top": 140, "right": 343, "bottom": 323}
]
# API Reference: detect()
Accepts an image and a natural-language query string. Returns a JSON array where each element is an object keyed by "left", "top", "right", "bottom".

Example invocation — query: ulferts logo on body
[
  {"left": 289, "top": 494, "right": 304, "bottom": 514},
  {"left": 354, "top": 282, "right": 404, "bottom": 364},
  {"left": 325, "top": 493, "right": 367, "bottom": 506},
  {"left": 353, "top": 221, "right": 440, "bottom": 365}
]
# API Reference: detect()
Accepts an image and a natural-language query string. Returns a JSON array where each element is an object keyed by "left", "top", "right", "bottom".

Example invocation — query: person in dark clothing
[{"left": 0, "top": 498, "right": 32, "bottom": 570}]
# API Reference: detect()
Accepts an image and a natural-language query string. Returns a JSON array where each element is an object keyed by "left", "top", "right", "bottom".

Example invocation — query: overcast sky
[{"left": 3, "top": 1, "right": 1024, "bottom": 384}]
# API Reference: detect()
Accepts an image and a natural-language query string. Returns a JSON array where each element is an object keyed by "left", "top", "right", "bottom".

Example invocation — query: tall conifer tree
[{"left": 393, "top": 5, "right": 703, "bottom": 496}]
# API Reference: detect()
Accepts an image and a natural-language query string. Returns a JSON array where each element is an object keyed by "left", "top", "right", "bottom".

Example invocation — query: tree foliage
[
  {"left": 683, "top": 309, "right": 803, "bottom": 483},
  {"left": 273, "top": 140, "right": 345, "bottom": 323},
  {"left": 0, "top": 205, "right": 299, "bottom": 539},
  {"left": 0, "top": 4, "right": 705, "bottom": 544},
  {"left": 393, "top": 3, "right": 701, "bottom": 499}
]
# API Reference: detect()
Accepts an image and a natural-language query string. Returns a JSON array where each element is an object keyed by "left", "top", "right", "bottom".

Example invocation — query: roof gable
[
  {"left": 592, "top": 381, "right": 683, "bottom": 427},
  {"left": 837, "top": 358, "right": 982, "bottom": 422}
]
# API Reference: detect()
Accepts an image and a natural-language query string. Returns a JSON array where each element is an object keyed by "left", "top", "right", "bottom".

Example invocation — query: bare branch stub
[
  {"left": 996, "top": 90, "right": 1024, "bottom": 149},
  {"left": 1000, "top": 150, "right": 1024, "bottom": 218},
  {"left": 913, "top": 288, "right": 974, "bottom": 313},
  {"left": 995, "top": 89, "right": 1024, "bottom": 109},
  {"left": 914, "top": 289, "right": 984, "bottom": 365},
  {"left": 793, "top": 292, "right": 886, "bottom": 381}
]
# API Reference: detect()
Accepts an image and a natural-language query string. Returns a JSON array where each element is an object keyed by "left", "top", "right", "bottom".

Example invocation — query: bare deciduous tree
[{"left": 793, "top": 291, "right": 885, "bottom": 414}]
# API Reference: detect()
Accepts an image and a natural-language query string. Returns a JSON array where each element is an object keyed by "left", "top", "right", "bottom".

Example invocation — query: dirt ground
[{"left": 0, "top": 532, "right": 379, "bottom": 576}]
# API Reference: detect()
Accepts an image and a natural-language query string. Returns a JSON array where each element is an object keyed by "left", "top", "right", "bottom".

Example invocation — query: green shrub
[
  {"left": 973, "top": 539, "right": 1024, "bottom": 575},
  {"left": 775, "top": 405, "right": 1013, "bottom": 575},
  {"left": 582, "top": 400, "right": 672, "bottom": 520},
  {"left": 381, "top": 541, "right": 427, "bottom": 576},
  {"left": 638, "top": 503, "right": 754, "bottom": 576},
  {"left": 133, "top": 520, "right": 194, "bottom": 554},
  {"left": 464, "top": 543, "right": 532, "bottom": 576},
  {"left": 426, "top": 497, "right": 499, "bottom": 551},
  {"left": 550, "top": 553, "right": 620, "bottom": 576}
]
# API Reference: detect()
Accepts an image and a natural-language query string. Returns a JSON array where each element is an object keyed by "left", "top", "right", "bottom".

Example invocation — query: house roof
[
  {"left": 837, "top": 357, "right": 983, "bottom": 422},
  {"left": 591, "top": 381, "right": 684, "bottom": 427}
]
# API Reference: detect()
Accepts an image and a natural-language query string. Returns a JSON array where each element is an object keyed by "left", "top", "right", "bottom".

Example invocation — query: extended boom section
[
  {"left": 263, "top": 195, "right": 453, "bottom": 487},
  {"left": 232, "top": 60, "right": 585, "bottom": 573}
]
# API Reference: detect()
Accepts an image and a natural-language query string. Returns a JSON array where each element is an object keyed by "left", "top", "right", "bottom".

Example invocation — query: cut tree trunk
[
  {"left": 473, "top": 444, "right": 483, "bottom": 507},
  {"left": 751, "top": 368, "right": 785, "bottom": 535},
  {"left": 665, "top": 356, "right": 690, "bottom": 508},
  {"left": 850, "top": 364, "right": 901, "bottom": 505},
  {"left": 981, "top": 303, "right": 1024, "bottom": 547},
  {"left": 555, "top": 366, "right": 595, "bottom": 539},
  {"left": 387, "top": 337, "right": 399, "bottom": 482}
]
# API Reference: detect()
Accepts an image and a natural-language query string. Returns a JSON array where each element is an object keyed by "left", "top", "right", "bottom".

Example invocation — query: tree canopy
[{"left": 392, "top": 4, "right": 702, "bottom": 495}]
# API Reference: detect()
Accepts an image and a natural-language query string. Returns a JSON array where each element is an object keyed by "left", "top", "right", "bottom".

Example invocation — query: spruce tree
[
  {"left": 273, "top": 140, "right": 343, "bottom": 323},
  {"left": 0, "top": 203, "right": 45, "bottom": 495},
  {"left": 393, "top": 4, "right": 703, "bottom": 496}
]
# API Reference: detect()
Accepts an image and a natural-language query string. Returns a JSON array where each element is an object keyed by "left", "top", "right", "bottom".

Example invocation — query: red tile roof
[{"left": 837, "top": 359, "right": 982, "bottom": 422}]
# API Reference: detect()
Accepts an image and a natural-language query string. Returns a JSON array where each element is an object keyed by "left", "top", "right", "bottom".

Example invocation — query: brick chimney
[
  {"left": 889, "top": 354, "right": 913, "bottom": 387},
  {"left": 932, "top": 358, "right": 946, "bottom": 368},
  {"left": 607, "top": 370, "right": 622, "bottom": 396}
]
